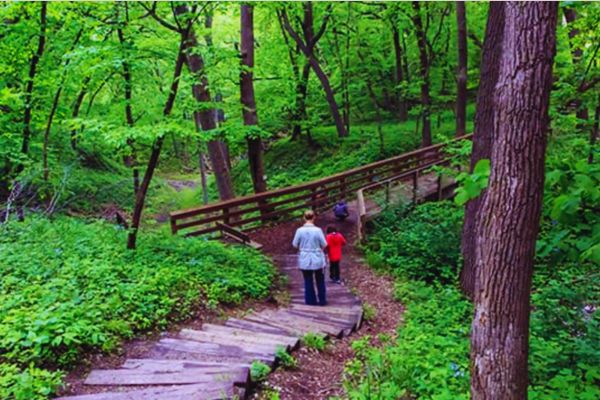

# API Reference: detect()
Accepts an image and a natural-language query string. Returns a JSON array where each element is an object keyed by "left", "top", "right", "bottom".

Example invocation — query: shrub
[
  {"left": 251, "top": 361, "right": 271, "bottom": 382},
  {"left": 275, "top": 346, "right": 297, "bottom": 370},
  {"left": 0, "top": 216, "right": 275, "bottom": 398},
  {"left": 302, "top": 333, "right": 327, "bottom": 352},
  {"left": 366, "top": 202, "right": 463, "bottom": 283}
]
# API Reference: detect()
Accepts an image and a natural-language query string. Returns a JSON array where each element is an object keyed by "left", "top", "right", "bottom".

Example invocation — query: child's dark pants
[{"left": 330, "top": 260, "right": 340, "bottom": 281}]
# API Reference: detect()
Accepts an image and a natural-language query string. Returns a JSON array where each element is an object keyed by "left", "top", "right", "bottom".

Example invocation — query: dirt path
[{"left": 252, "top": 205, "right": 405, "bottom": 399}]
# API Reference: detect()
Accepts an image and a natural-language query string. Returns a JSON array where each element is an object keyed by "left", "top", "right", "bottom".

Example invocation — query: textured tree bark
[
  {"left": 183, "top": 26, "right": 235, "bottom": 201},
  {"left": 411, "top": 2, "right": 432, "bottom": 147},
  {"left": 21, "top": 2, "right": 47, "bottom": 156},
  {"left": 127, "top": 37, "right": 186, "bottom": 250},
  {"left": 591, "top": 96, "right": 599, "bottom": 164},
  {"left": 240, "top": 4, "right": 267, "bottom": 195},
  {"left": 460, "top": 2, "right": 505, "bottom": 299},
  {"left": 455, "top": 1, "right": 468, "bottom": 136},
  {"left": 280, "top": 4, "right": 348, "bottom": 138},
  {"left": 392, "top": 26, "right": 408, "bottom": 121},
  {"left": 471, "top": 3, "right": 558, "bottom": 399}
]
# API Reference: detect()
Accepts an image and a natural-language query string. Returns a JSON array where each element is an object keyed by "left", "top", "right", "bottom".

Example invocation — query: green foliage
[
  {"left": 346, "top": 201, "right": 599, "bottom": 399},
  {"left": 275, "top": 346, "right": 297, "bottom": 370},
  {"left": 0, "top": 216, "right": 274, "bottom": 397},
  {"left": 0, "top": 364, "right": 63, "bottom": 400},
  {"left": 302, "top": 332, "right": 326, "bottom": 352},
  {"left": 362, "top": 303, "right": 377, "bottom": 322},
  {"left": 454, "top": 158, "right": 490, "bottom": 206},
  {"left": 250, "top": 361, "right": 272, "bottom": 382},
  {"left": 365, "top": 202, "right": 463, "bottom": 283}
]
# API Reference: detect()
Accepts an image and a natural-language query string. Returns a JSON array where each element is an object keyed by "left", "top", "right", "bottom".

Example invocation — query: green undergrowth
[
  {"left": 0, "top": 216, "right": 275, "bottom": 399},
  {"left": 345, "top": 201, "right": 599, "bottom": 399}
]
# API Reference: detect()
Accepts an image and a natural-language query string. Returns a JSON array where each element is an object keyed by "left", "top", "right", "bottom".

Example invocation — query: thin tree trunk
[
  {"left": 563, "top": 7, "right": 589, "bottom": 126},
  {"left": 240, "top": 4, "right": 267, "bottom": 195},
  {"left": 460, "top": 2, "right": 505, "bottom": 300},
  {"left": 471, "top": 3, "right": 558, "bottom": 399},
  {"left": 70, "top": 76, "right": 91, "bottom": 150},
  {"left": 127, "top": 36, "right": 186, "bottom": 250},
  {"left": 392, "top": 26, "right": 408, "bottom": 121},
  {"left": 293, "top": 63, "right": 311, "bottom": 141},
  {"left": 455, "top": 1, "right": 468, "bottom": 136},
  {"left": 43, "top": 28, "right": 84, "bottom": 181},
  {"left": 280, "top": 4, "right": 348, "bottom": 138},
  {"left": 198, "top": 149, "right": 209, "bottom": 204},
  {"left": 21, "top": 2, "right": 47, "bottom": 156},
  {"left": 182, "top": 19, "right": 235, "bottom": 201},
  {"left": 117, "top": 6, "right": 140, "bottom": 195},
  {"left": 401, "top": 29, "right": 410, "bottom": 84},
  {"left": 411, "top": 2, "right": 432, "bottom": 147}
]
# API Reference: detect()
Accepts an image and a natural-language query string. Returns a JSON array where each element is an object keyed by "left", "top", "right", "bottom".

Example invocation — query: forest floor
[{"left": 251, "top": 205, "right": 405, "bottom": 399}]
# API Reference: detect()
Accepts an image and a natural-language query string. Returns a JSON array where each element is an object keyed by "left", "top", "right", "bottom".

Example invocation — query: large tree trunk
[
  {"left": 471, "top": 3, "right": 558, "bottom": 399},
  {"left": 293, "top": 63, "right": 311, "bottom": 141},
  {"left": 459, "top": 2, "right": 505, "bottom": 299},
  {"left": 411, "top": 2, "right": 432, "bottom": 147},
  {"left": 455, "top": 1, "right": 468, "bottom": 136},
  {"left": 21, "top": 2, "right": 47, "bottom": 156},
  {"left": 280, "top": 4, "right": 348, "bottom": 138},
  {"left": 240, "top": 4, "right": 267, "bottom": 195},
  {"left": 127, "top": 37, "right": 186, "bottom": 250},
  {"left": 392, "top": 26, "right": 408, "bottom": 121},
  {"left": 182, "top": 24, "right": 235, "bottom": 201}
]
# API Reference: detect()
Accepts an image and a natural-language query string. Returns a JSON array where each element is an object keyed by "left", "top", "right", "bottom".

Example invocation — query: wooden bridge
[
  {"left": 58, "top": 136, "right": 469, "bottom": 400},
  {"left": 169, "top": 134, "right": 471, "bottom": 241}
]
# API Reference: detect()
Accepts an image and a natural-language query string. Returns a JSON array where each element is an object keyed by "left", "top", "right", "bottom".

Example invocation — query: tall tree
[
  {"left": 411, "top": 1, "right": 432, "bottom": 147},
  {"left": 563, "top": 6, "right": 589, "bottom": 126},
  {"left": 279, "top": 3, "right": 348, "bottom": 138},
  {"left": 180, "top": 7, "right": 235, "bottom": 200},
  {"left": 240, "top": 4, "right": 267, "bottom": 195},
  {"left": 459, "top": 2, "right": 505, "bottom": 299},
  {"left": 116, "top": 3, "right": 140, "bottom": 194},
  {"left": 127, "top": 35, "right": 187, "bottom": 250},
  {"left": 392, "top": 25, "right": 408, "bottom": 121},
  {"left": 470, "top": 3, "right": 558, "bottom": 399},
  {"left": 455, "top": 1, "right": 468, "bottom": 136},
  {"left": 21, "top": 2, "right": 47, "bottom": 156}
]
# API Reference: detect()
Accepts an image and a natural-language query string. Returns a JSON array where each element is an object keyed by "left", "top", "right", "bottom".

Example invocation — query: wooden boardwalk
[{"left": 58, "top": 255, "right": 363, "bottom": 400}]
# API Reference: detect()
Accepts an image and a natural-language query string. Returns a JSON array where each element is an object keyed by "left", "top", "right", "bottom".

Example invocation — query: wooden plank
[
  {"left": 150, "top": 338, "right": 274, "bottom": 365},
  {"left": 179, "top": 329, "right": 279, "bottom": 355},
  {"left": 224, "top": 318, "right": 294, "bottom": 337},
  {"left": 247, "top": 310, "right": 344, "bottom": 338},
  {"left": 84, "top": 366, "right": 247, "bottom": 387},
  {"left": 56, "top": 382, "right": 240, "bottom": 400},
  {"left": 201, "top": 324, "right": 299, "bottom": 350}
]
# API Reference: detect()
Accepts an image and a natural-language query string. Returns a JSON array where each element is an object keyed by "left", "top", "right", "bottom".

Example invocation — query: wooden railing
[
  {"left": 355, "top": 157, "right": 459, "bottom": 242},
  {"left": 170, "top": 135, "right": 471, "bottom": 237}
]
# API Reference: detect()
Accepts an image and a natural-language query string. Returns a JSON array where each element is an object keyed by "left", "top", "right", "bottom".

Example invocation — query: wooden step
[
  {"left": 224, "top": 318, "right": 295, "bottom": 337},
  {"left": 201, "top": 324, "right": 300, "bottom": 350},
  {"left": 83, "top": 359, "right": 249, "bottom": 387},
  {"left": 56, "top": 382, "right": 242, "bottom": 400},
  {"left": 246, "top": 310, "right": 344, "bottom": 338},
  {"left": 150, "top": 338, "right": 275, "bottom": 366},
  {"left": 179, "top": 329, "right": 280, "bottom": 355}
]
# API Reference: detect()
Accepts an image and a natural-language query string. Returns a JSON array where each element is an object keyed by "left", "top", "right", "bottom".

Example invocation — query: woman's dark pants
[{"left": 302, "top": 269, "right": 327, "bottom": 305}]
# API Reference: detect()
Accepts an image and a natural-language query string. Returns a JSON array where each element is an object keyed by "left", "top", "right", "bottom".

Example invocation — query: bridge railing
[{"left": 170, "top": 135, "right": 471, "bottom": 237}]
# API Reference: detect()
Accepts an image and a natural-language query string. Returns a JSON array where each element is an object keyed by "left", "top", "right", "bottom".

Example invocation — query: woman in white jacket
[{"left": 292, "top": 210, "right": 327, "bottom": 305}]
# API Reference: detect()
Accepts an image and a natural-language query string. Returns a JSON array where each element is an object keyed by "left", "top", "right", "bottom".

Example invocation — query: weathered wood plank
[
  {"left": 224, "top": 318, "right": 294, "bottom": 337},
  {"left": 56, "top": 383, "right": 240, "bottom": 400},
  {"left": 84, "top": 366, "right": 247, "bottom": 386},
  {"left": 201, "top": 324, "right": 299, "bottom": 350},
  {"left": 179, "top": 329, "right": 279, "bottom": 354}
]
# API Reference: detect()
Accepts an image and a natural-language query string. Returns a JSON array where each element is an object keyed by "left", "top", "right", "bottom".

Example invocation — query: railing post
[
  {"left": 170, "top": 218, "right": 178, "bottom": 235},
  {"left": 437, "top": 174, "right": 443, "bottom": 200},
  {"left": 385, "top": 181, "right": 390, "bottom": 205},
  {"left": 311, "top": 187, "right": 317, "bottom": 211},
  {"left": 223, "top": 207, "right": 230, "bottom": 225},
  {"left": 412, "top": 170, "right": 418, "bottom": 203},
  {"left": 340, "top": 177, "right": 346, "bottom": 200}
]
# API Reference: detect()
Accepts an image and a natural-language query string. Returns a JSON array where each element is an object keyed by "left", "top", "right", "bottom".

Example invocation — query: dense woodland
[{"left": 0, "top": 1, "right": 598, "bottom": 399}]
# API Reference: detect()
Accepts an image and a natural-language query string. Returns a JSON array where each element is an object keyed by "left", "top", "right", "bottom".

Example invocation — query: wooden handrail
[{"left": 170, "top": 134, "right": 471, "bottom": 237}]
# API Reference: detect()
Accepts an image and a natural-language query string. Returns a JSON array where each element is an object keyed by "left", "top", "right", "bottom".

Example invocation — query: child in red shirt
[{"left": 326, "top": 226, "right": 347, "bottom": 283}]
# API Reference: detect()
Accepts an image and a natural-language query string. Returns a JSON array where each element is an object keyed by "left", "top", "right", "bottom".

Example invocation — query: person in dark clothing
[
  {"left": 333, "top": 200, "right": 349, "bottom": 221},
  {"left": 326, "top": 226, "right": 347, "bottom": 283}
]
